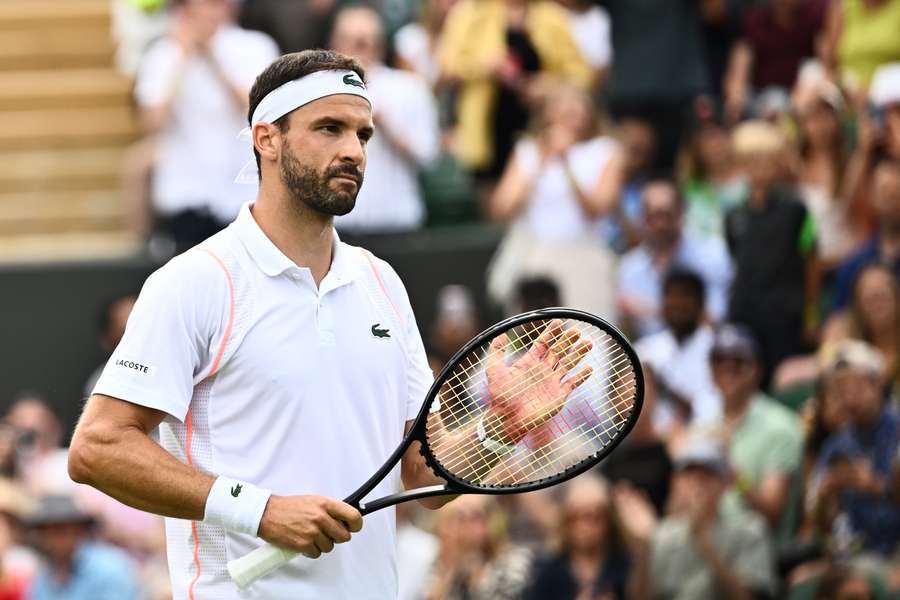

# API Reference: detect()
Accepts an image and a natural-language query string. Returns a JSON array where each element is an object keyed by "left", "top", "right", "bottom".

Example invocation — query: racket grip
[{"left": 227, "top": 543, "right": 298, "bottom": 589}]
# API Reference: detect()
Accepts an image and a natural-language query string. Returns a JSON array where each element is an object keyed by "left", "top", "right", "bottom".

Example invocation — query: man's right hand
[{"left": 257, "top": 495, "right": 363, "bottom": 558}]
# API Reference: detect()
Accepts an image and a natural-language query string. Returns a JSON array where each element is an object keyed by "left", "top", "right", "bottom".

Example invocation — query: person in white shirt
[
  {"left": 135, "top": 0, "right": 278, "bottom": 253},
  {"left": 617, "top": 178, "right": 733, "bottom": 339},
  {"left": 68, "top": 50, "right": 590, "bottom": 600},
  {"left": 394, "top": 0, "right": 458, "bottom": 86},
  {"left": 635, "top": 269, "right": 721, "bottom": 438},
  {"left": 487, "top": 84, "right": 621, "bottom": 317},
  {"left": 555, "top": 0, "right": 612, "bottom": 87},
  {"left": 330, "top": 6, "right": 440, "bottom": 233}
]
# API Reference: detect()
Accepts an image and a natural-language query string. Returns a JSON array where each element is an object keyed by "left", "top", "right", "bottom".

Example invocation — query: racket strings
[
  {"left": 438, "top": 358, "right": 637, "bottom": 484},
  {"left": 424, "top": 319, "right": 638, "bottom": 487}
]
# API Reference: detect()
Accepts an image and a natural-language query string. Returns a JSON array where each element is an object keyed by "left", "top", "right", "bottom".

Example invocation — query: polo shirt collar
[{"left": 234, "top": 202, "right": 359, "bottom": 283}]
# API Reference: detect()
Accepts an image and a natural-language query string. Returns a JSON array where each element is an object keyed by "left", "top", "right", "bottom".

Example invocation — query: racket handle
[{"left": 227, "top": 543, "right": 298, "bottom": 589}]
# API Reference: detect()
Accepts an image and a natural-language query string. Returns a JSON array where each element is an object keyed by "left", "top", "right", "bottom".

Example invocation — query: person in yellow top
[{"left": 438, "top": 0, "right": 592, "bottom": 176}]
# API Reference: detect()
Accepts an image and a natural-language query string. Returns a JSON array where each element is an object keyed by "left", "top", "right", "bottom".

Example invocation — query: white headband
[{"left": 235, "top": 69, "right": 373, "bottom": 184}]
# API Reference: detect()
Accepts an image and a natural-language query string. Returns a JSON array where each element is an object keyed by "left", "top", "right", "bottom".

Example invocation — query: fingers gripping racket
[{"left": 227, "top": 308, "right": 643, "bottom": 588}]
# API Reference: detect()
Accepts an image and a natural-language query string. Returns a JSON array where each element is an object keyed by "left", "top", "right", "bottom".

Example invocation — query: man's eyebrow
[{"left": 310, "top": 116, "right": 348, "bottom": 128}]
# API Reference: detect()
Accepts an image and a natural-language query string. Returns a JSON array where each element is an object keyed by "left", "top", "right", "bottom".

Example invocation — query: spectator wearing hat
[
  {"left": 725, "top": 120, "right": 818, "bottom": 381},
  {"left": 617, "top": 436, "right": 777, "bottom": 600},
  {"left": 704, "top": 324, "right": 804, "bottom": 527},
  {"left": 0, "top": 480, "right": 35, "bottom": 600},
  {"left": 634, "top": 270, "right": 722, "bottom": 437},
  {"left": 808, "top": 340, "right": 900, "bottom": 561},
  {"left": 27, "top": 495, "right": 139, "bottom": 600},
  {"left": 618, "top": 179, "right": 733, "bottom": 340}
]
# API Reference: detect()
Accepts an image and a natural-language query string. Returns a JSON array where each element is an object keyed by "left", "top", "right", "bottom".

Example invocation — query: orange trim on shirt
[
  {"left": 185, "top": 248, "right": 236, "bottom": 600},
  {"left": 362, "top": 249, "right": 406, "bottom": 328}
]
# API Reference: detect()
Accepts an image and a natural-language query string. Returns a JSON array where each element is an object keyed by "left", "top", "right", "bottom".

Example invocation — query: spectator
[
  {"left": 486, "top": 84, "right": 619, "bottom": 317},
  {"left": 397, "top": 503, "right": 439, "bottom": 600},
  {"left": 600, "top": 369, "right": 673, "bottom": 516},
  {"left": 5, "top": 395, "right": 67, "bottom": 496},
  {"left": 513, "top": 276, "right": 560, "bottom": 314},
  {"left": 812, "top": 564, "right": 878, "bottom": 600},
  {"left": 808, "top": 340, "right": 900, "bottom": 561},
  {"left": 617, "top": 179, "right": 733, "bottom": 339},
  {"left": 824, "top": 264, "right": 900, "bottom": 387},
  {"left": 422, "top": 495, "right": 532, "bottom": 600},
  {"left": 83, "top": 293, "right": 137, "bottom": 398},
  {"left": 525, "top": 477, "right": 630, "bottom": 600},
  {"left": 619, "top": 436, "right": 777, "bottom": 600},
  {"left": 238, "top": 0, "right": 339, "bottom": 53},
  {"left": 0, "top": 480, "right": 35, "bottom": 600},
  {"left": 135, "top": 0, "right": 278, "bottom": 254},
  {"left": 725, "top": 120, "right": 818, "bottom": 381},
  {"left": 26, "top": 495, "right": 139, "bottom": 600},
  {"left": 794, "top": 77, "right": 859, "bottom": 268},
  {"left": 723, "top": 0, "right": 827, "bottom": 125},
  {"left": 554, "top": 0, "right": 612, "bottom": 89},
  {"left": 330, "top": 6, "right": 441, "bottom": 234},
  {"left": 832, "top": 159, "right": 900, "bottom": 312},
  {"left": 430, "top": 284, "right": 481, "bottom": 366},
  {"left": 598, "top": 0, "right": 709, "bottom": 172},
  {"left": 820, "top": 0, "right": 900, "bottom": 95},
  {"left": 394, "top": 0, "right": 458, "bottom": 86},
  {"left": 438, "top": 0, "right": 592, "bottom": 178},
  {"left": 634, "top": 270, "right": 722, "bottom": 436},
  {"left": 678, "top": 109, "right": 745, "bottom": 241},
  {"left": 705, "top": 324, "right": 804, "bottom": 526}
]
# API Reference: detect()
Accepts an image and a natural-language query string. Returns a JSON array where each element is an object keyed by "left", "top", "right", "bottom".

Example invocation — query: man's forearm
[{"left": 69, "top": 412, "right": 214, "bottom": 521}]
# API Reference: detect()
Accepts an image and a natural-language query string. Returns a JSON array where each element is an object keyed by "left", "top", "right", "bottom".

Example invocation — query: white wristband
[
  {"left": 476, "top": 414, "right": 517, "bottom": 456},
  {"left": 203, "top": 476, "right": 272, "bottom": 536}
]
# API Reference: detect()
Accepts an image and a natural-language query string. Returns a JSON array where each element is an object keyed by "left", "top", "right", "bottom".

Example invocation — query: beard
[{"left": 279, "top": 144, "right": 363, "bottom": 217}]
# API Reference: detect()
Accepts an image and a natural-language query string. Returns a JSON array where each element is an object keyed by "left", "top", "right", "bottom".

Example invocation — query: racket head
[{"left": 413, "top": 307, "right": 644, "bottom": 495}]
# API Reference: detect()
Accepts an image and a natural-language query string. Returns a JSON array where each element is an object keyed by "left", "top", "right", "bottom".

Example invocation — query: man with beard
[{"left": 67, "top": 50, "right": 571, "bottom": 600}]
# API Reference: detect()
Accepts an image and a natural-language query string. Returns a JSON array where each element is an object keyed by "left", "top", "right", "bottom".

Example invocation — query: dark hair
[
  {"left": 247, "top": 50, "right": 367, "bottom": 178},
  {"left": 96, "top": 292, "right": 138, "bottom": 336},
  {"left": 662, "top": 268, "right": 705, "bottom": 305},
  {"left": 516, "top": 276, "right": 561, "bottom": 312}
]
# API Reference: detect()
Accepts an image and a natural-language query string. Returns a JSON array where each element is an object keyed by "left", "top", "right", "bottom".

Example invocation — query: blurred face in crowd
[
  {"left": 7, "top": 398, "right": 61, "bottom": 455},
  {"left": 738, "top": 151, "right": 780, "bottom": 193},
  {"left": 33, "top": 522, "right": 88, "bottom": 565},
  {"left": 101, "top": 295, "right": 136, "bottom": 354},
  {"left": 828, "top": 369, "right": 883, "bottom": 428},
  {"left": 694, "top": 124, "right": 732, "bottom": 175},
  {"left": 853, "top": 265, "right": 899, "bottom": 332},
  {"left": 871, "top": 162, "right": 900, "bottom": 228},
  {"left": 798, "top": 100, "right": 840, "bottom": 151},
  {"left": 436, "top": 495, "right": 493, "bottom": 555},
  {"left": 562, "top": 478, "right": 612, "bottom": 555},
  {"left": 833, "top": 575, "right": 874, "bottom": 600},
  {"left": 886, "top": 105, "right": 900, "bottom": 160},
  {"left": 711, "top": 352, "right": 759, "bottom": 405},
  {"left": 619, "top": 118, "right": 656, "bottom": 175},
  {"left": 543, "top": 87, "right": 593, "bottom": 142},
  {"left": 179, "top": 0, "right": 233, "bottom": 41},
  {"left": 270, "top": 94, "right": 372, "bottom": 217},
  {"left": 819, "top": 378, "right": 850, "bottom": 434},
  {"left": 661, "top": 282, "right": 703, "bottom": 338},
  {"left": 674, "top": 465, "right": 727, "bottom": 516},
  {"left": 330, "top": 8, "right": 385, "bottom": 69},
  {"left": 641, "top": 182, "right": 683, "bottom": 250}
]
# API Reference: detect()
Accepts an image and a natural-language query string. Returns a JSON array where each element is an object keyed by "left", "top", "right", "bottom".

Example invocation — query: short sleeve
[
  {"left": 377, "top": 261, "right": 435, "bottom": 421},
  {"left": 92, "top": 251, "right": 229, "bottom": 422}
]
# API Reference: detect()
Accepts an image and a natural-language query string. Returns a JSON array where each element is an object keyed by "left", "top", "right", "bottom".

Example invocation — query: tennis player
[{"left": 68, "top": 49, "right": 590, "bottom": 600}]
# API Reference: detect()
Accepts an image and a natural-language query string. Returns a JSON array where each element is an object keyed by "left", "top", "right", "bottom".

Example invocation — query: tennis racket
[{"left": 227, "top": 307, "right": 643, "bottom": 588}]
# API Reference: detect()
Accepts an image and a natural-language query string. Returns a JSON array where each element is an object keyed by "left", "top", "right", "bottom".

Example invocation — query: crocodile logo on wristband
[{"left": 231, "top": 484, "right": 243, "bottom": 498}]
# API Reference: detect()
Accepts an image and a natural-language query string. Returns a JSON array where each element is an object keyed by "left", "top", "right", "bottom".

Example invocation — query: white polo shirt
[{"left": 93, "top": 203, "right": 434, "bottom": 600}]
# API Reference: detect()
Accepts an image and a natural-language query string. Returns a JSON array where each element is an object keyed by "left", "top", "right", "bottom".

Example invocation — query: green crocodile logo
[
  {"left": 230, "top": 484, "right": 242, "bottom": 498},
  {"left": 343, "top": 73, "right": 365, "bottom": 89},
  {"left": 371, "top": 324, "right": 390, "bottom": 338}
]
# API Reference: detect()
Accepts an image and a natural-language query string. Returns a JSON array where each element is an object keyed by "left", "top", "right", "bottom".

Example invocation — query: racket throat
[{"left": 357, "top": 484, "right": 452, "bottom": 514}]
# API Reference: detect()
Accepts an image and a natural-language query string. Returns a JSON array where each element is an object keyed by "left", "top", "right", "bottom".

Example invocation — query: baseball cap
[
  {"left": 710, "top": 323, "right": 759, "bottom": 361},
  {"left": 27, "top": 495, "right": 94, "bottom": 528},
  {"left": 819, "top": 339, "right": 885, "bottom": 380},
  {"left": 674, "top": 436, "right": 729, "bottom": 477},
  {"left": 870, "top": 63, "right": 900, "bottom": 108}
]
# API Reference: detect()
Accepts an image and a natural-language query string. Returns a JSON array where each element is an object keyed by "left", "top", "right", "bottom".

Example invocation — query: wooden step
[
  {"left": 0, "top": 146, "right": 123, "bottom": 192},
  {"left": 0, "top": 28, "right": 114, "bottom": 71},
  {"left": 0, "top": 1, "right": 109, "bottom": 31},
  {"left": 0, "top": 190, "right": 125, "bottom": 235},
  {"left": 0, "top": 231, "right": 140, "bottom": 264},
  {"left": 0, "top": 107, "right": 138, "bottom": 151},
  {"left": 0, "top": 69, "right": 131, "bottom": 111}
]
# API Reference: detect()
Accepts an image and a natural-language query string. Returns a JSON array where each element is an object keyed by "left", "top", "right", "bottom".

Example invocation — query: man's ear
[{"left": 253, "top": 122, "right": 281, "bottom": 165}]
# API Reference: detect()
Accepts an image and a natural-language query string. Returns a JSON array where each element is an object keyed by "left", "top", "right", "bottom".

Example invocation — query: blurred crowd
[{"left": 4, "top": 0, "right": 900, "bottom": 597}]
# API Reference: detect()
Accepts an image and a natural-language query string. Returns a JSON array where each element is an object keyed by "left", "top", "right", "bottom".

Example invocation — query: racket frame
[{"left": 345, "top": 307, "right": 644, "bottom": 514}]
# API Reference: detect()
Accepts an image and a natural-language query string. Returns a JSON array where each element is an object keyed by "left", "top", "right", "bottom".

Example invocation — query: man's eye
[{"left": 320, "top": 125, "right": 339, "bottom": 134}]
